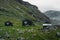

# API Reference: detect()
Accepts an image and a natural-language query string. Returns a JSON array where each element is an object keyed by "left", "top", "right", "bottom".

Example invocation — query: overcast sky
[{"left": 23, "top": 0, "right": 60, "bottom": 12}]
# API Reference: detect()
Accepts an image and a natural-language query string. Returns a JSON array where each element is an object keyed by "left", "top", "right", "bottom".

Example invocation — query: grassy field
[
  {"left": 0, "top": 16, "right": 43, "bottom": 40},
  {"left": 0, "top": 0, "right": 60, "bottom": 40},
  {"left": 0, "top": 18, "right": 60, "bottom": 40},
  {"left": 0, "top": 16, "right": 60, "bottom": 40}
]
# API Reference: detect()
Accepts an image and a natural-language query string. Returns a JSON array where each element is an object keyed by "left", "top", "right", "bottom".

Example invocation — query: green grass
[
  {"left": 0, "top": 0, "right": 60, "bottom": 40},
  {"left": 0, "top": 15, "right": 43, "bottom": 40}
]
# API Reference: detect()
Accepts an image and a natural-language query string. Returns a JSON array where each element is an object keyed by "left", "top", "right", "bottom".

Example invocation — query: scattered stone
[
  {"left": 32, "top": 34, "right": 37, "bottom": 38},
  {"left": 16, "top": 6, "right": 21, "bottom": 9},
  {"left": 56, "top": 32, "right": 60, "bottom": 37},
  {"left": 17, "top": 29, "right": 20, "bottom": 31},
  {"left": 0, "top": 38, "right": 5, "bottom": 40},
  {"left": 54, "top": 26, "right": 58, "bottom": 30},
  {"left": 17, "top": 37, "right": 25, "bottom": 40},
  {"left": 17, "top": 29, "right": 24, "bottom": 34},
  {"left": 26, "top": 29, "right": 33, "bottom": 33},
  {"left": 4, "top": 32, "right": 10, "bottom": 38},
  {"left": 44, "top": 27, "right": 49, "bottom": 31},
  {"left": 0, "top": 36, "right": 2, "bottom": 38}
]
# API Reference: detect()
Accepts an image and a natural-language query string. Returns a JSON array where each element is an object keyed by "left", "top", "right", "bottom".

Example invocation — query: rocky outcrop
[{"left": 16, "top": 0, "right": 50, "bottom": 23}]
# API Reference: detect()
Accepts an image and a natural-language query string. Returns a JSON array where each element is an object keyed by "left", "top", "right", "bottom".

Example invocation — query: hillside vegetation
[{"left": 0, "top": 0, "right": 59, "bottom": 40}]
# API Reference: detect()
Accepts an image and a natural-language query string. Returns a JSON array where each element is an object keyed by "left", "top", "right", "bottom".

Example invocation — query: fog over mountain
[{"left": 45, "top": 10, "right": 60, "bottom": 25}]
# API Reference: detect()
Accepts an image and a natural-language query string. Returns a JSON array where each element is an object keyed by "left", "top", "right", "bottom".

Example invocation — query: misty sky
[{"left": 23, "top": 0, "right": 60, "bottom": 12}]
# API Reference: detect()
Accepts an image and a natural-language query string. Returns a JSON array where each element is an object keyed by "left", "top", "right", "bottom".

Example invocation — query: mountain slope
[
  {"left": 45, "top": 10, "right": 60, "bottom": 25},
  {"left": 16, "top": 0, "right": 50, "bottom": 22},
  {"left": 45, "top": 10, "right": 60, "bottom": 18},
  {"left": 0, "top": 0, "right": 54, "bottom": 40}
]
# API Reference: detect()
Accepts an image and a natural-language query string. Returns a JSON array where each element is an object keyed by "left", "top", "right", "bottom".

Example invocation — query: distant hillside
[
  {"left": 0, "top": 0, "right": 59, "bottom": 40},
  {"left": 0, "top": 0, "right": 51, "bottom": 40},
  {"left": 45, "top": 10, "right": 60, "bottom": 25},
  {"left": 45, "top": 10, "right": 60, "bottom": 18}
]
